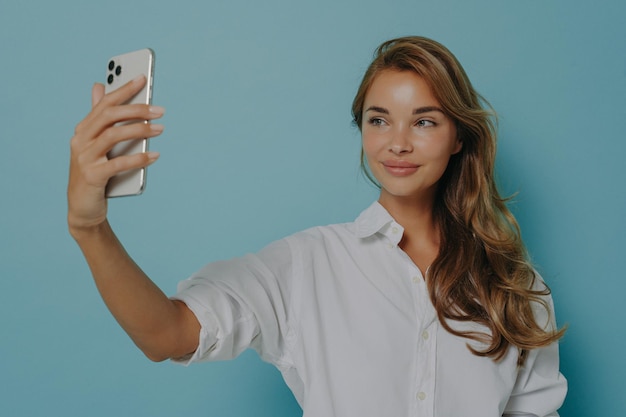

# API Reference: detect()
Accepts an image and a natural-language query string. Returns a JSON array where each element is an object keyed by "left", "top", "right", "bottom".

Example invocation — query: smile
[{"left": 382, "top": 160, "right": 420, "bottom": 176}]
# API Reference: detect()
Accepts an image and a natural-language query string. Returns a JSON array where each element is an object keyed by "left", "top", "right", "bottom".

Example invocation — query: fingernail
[
  {"left": 149, "top": 106, "right": 165, "bottom": 116},
  {"left": 150, "top": 124, "right": 164, "bottom": 133},
  {"left": 146, "top": 151, "right": 160, "bottom": 160},
  {"left": 132, "top": 74, "right": 146, "bottom": 84}
]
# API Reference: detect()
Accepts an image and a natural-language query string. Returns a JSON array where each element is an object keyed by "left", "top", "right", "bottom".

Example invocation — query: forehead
[{"left": 364, "top": 69, "right": 440, "bottom": 107}]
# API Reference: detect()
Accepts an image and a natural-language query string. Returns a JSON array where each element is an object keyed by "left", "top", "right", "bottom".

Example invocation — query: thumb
[{"left": 91, "top": 83, "right": 105, "bottom": 108}]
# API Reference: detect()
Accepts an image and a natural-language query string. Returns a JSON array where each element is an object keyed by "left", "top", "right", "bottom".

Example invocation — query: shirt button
[
  {"left": 417, "top": 392, "right": 427, "bottom": 401},
  {"left": 391, "top": 226, "right": 399, "bottom": 234},
  {"left": 388, "top": 243, "right": 395, "bottom": 249},
  {"left": 412, "top": 276, "right": 420, "bottom": 283},
  {"left": 422, "top": 331, "right": 429, "bottom": 340}
]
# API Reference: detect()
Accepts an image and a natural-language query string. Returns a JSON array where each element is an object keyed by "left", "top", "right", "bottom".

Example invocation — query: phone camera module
[
  {"left": 108, "top": 60, "right": 115, "bottom": 71},
  {"left": 107, "top": 74, "right": 114, "bottom": 85},
  {"left": 115, "top": 65, "right": 122, "bottom": 76}
]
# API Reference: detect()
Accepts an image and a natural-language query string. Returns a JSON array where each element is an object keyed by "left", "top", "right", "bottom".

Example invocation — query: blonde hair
[{"left": 352, "top": 36, "right": 565, "bottom": 364}]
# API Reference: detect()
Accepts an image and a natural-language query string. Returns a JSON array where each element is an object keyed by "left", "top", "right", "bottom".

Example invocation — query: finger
[
  {"left": 96, "top": 74, "right": 147, "bottom": 108},
  {"left": 74, "top": 103, "right": 165, "bottom": 149},
  {"left": 88, "top": 122, "right": 165, "bottom": 159},
  {"left": 92, "top": 151, "right": 160, "bottom": 185},
  {"left": 100, "top": 103, "right": 165, "bottom": 127},
  {"left": 78, "top": 75, "right": 147, "bottom": 135},
  {"left": 91, "top": 83, "right": 105, "bottom": 108}
]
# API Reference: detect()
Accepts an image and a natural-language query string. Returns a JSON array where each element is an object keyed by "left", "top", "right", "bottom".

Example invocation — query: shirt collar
[{"left": 353, "top": 201, "right": 404, "bottom": 245}]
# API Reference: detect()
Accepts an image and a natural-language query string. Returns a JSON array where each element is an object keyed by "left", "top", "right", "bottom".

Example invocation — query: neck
[
  {"left": 378, "top": 191, "right": 440, "bottom": 275},
  {"left": 378, "top": 190, "right": 437, "bottom": 231}
]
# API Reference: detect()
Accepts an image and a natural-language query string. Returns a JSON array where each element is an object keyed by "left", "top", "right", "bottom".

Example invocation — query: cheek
[
  {"left": 414, "top": 140, "right": 454, "bottom": 160},
  {"left": 418, "top": 128, "right": 459, "bottom": 158},
  {"left": 361, "top": 132, "right": 382, "bottom": 159}
]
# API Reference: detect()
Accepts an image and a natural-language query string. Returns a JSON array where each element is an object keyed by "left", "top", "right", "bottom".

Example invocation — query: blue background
[{"left": 1, "top": 0, "right": 624, "bottom": 415}]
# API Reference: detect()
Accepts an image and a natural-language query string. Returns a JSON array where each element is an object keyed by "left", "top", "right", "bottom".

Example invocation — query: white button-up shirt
[{"left": 173, "top": 202, "right": 566, "bottom": 416}]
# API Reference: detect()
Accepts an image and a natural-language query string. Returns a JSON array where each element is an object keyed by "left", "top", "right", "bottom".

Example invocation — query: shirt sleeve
[
  {"left": 503, "top": 277, "right": 567, "bottom": 417},
  {"left": 169, "top": 238, "right": 293, "bottom": 366}
]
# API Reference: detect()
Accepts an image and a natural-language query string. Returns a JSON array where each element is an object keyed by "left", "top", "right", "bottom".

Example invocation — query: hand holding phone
[
  {"left": 67, "top": 49, "right": 163, "bottom": 234},
  {"left": 104, "top": 48, "right": 156, "bottom": 198}
]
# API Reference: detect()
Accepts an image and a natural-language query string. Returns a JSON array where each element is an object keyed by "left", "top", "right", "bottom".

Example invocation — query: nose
[{"left": 388, "top": 126, "right": 413, "bottom": 155}]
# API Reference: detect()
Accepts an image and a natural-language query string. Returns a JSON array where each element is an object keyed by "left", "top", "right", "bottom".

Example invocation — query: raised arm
[{"left": 67, "top": 77, "right": 199, "bottom": 361}]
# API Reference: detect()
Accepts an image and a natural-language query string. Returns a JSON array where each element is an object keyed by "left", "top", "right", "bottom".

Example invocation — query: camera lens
[
  {"left": 107, "top": 74, "right": 114, "bottom": 84},
  {"left": 108, "top": 60, "right": 115, "bottom": 71},
  {"left": 115, "top": 65, "right": 122, "bottom": 76}
]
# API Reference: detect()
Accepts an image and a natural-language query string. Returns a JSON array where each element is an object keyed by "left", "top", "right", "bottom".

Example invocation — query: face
[{"left": 361, "top": 69, "right": 461, "bottom": 206}]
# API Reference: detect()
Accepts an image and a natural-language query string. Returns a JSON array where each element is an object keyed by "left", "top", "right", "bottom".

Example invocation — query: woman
[{"left": 68, "top": 36, "right": 566, "bottom": 416}]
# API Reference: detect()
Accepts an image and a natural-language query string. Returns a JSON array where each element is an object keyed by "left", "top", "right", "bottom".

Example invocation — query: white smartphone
[{"left": 104, "top": 48, "right": 155, "bottom": 198}]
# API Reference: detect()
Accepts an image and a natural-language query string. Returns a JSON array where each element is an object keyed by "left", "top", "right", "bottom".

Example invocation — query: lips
[{"left": 382, "top": 160, "right": 420, "bottom": 176}]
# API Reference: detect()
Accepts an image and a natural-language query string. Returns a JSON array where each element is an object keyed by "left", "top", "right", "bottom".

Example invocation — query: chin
[{"left": 379, "top": 183, "right": 438, "bottom": 203}]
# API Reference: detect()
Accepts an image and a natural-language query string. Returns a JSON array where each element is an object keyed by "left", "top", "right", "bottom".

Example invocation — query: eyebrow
[{"left": 365, "top": 105, "right": 445, "bottom": 115}]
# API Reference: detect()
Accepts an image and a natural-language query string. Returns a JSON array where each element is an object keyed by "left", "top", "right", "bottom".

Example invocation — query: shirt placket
[
  {"left": 413, "top": 280, "right": 436, "bottom": 417},
  {"left": 384, "top": 222, "right": 437, "bottom": 417}
]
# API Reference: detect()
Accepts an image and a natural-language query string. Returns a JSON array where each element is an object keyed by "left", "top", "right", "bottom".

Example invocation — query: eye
[
  {"left": 416, "top": 119, "right": 436, "bottom": 128},
  {"left": 368, "top": 117, "right": 386, "bottom": 127}
]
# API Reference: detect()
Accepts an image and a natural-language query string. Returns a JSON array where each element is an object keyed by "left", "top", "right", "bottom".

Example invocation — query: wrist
[{"left": 68, "top": 218, "right": 110, "bottom": 243}]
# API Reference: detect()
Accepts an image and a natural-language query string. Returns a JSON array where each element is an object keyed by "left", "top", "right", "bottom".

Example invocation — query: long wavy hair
[{"left": 352, "top": 36, "right": 565, "bottom": 365}]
